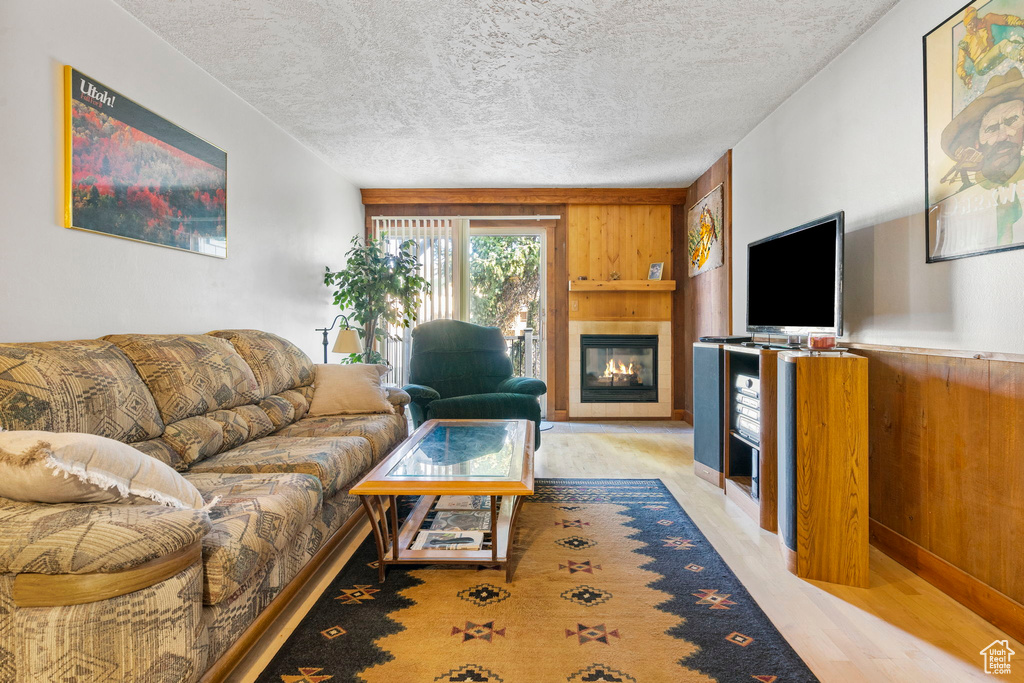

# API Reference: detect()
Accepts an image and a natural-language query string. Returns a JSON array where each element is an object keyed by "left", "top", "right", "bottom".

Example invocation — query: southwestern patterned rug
[{"left": 259, "top": 479, "right": 817, "bottom": 683}]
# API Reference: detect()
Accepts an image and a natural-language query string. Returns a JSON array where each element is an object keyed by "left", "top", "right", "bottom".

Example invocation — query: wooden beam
[
  {"left": 13, "top": 541, "right": 202, "bottom": 607},
  {"left": 361, "top": 188, "right": 689, "bottom": 206}
]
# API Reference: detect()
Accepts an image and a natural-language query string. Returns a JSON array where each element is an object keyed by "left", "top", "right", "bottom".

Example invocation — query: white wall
[
  {"left": 0, "top": 0, "right": 362, "bottom": 361},
  {"left": 733, "top": 0, "right": 1024, "bottom": 355}
]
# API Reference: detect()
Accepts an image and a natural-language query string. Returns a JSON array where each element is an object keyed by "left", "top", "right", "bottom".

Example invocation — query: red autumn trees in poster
[{"left": 70, "top": 100, "right": 226, "bottom": 253}]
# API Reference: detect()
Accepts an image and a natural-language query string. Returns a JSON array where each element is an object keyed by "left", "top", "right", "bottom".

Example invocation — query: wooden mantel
[
  {"left": 361, "top": 187, "right": 688, "bottom": 206},
  {"left": 569, "top": 280, "right": 676, "bottom": 292}
]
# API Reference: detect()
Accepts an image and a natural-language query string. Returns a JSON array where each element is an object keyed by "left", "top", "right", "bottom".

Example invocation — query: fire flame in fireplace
[{"left": 603, "top": 358, "right": 636, "bottom": 378}]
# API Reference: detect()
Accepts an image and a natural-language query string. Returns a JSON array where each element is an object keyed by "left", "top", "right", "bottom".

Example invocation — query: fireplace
[{"left": 580, "top": 334, "right": 658, "bottom": 403}]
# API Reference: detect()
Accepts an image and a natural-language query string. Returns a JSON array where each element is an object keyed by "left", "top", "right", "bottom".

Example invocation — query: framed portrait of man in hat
[{"left": 925, "top": 1, "right": 1024, "bottom": 261}]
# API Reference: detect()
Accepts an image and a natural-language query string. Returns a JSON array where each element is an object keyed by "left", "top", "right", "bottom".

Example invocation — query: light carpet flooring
[{"left": 230, "top": 421, "right": 1023, "bottom": 682}]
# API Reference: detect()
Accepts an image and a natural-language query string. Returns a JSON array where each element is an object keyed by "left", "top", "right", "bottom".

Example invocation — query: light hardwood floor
[{"left": 233, "top": 421, "right": 1024, "bottom": 682}]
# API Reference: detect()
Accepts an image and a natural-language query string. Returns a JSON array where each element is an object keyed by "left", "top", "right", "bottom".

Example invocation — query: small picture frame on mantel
[{"left": 647, "top": 262, "right": 664, "bottom": 280}]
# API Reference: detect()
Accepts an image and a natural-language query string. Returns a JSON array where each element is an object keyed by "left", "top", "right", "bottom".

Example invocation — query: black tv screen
[{"left": 746, "top": 212, "right": 844, "bottom": 335}]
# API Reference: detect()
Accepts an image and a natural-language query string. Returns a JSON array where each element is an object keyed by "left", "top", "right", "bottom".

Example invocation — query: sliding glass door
[
  {"left": 372, "top": 217, "right": 548, "bottom": 415},
  {"left": 467, "top": 229, "right": 545, "bottom": 387}
]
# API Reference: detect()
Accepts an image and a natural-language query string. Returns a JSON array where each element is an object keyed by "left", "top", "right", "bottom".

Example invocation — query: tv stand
[
  {"left": 693, "top": 342, "right": 869, "bottom": 586},
  {"left": 692, "top": 342, "right": 779, "bottom": 532}
]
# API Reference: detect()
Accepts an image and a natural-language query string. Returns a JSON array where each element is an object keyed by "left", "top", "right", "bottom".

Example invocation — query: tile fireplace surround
[{"left": 569, "top": 320, "right": 672, "bottom": 418}]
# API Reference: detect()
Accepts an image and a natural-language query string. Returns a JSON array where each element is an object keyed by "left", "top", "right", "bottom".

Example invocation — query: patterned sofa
[{"left": 0, "top": 330, "right": 409, "bottom": 682}]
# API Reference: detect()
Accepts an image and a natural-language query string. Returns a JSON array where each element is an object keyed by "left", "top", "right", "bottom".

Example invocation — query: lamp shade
[{"left": 332, "top": 328, "right": 363, "bottom": 355}]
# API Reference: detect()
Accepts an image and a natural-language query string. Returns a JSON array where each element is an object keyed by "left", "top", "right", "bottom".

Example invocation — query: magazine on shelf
[
  {"left": 411, "top": 530, "right": 484, "bottom": 551},
  {"left": 430, "top": 510, "right": 492, "bottom": 531},
  {"left": 435, "top": 495, "right": 491, "bottom": 510}
]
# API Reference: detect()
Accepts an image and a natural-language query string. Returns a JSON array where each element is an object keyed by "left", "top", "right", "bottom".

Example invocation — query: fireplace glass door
[{"left": 580, "top": 335, "right": 658, "bottom": 403}]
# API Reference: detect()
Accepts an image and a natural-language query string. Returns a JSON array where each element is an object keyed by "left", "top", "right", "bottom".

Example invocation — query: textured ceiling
[{"left": 113, "top": 0, "right": 899, "bottom": 188}]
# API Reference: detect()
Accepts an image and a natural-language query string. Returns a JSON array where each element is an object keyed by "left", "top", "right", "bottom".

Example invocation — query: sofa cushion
[
  {"left": 273, "top": 413, "right": 408, "bottom": 462},
  {"left": 0, "top": 339, "right": 164, "bottom": 442},
  {"left": 0, "top": 498, "right": 210, "bottom": 575},
  {"left": 104, "top": 334, "right": 261, "bottom": 425},
  {"left": 131, "top": 437, "right": 188, "bottom": 471},
  {"left": 207, "top": 329, "right": 315, "bottom": 398},
  {"left": 186, "top": 436, "right": 372, "bottom": 497},
  {"left": 308, "top": 363, "right": 394, "bottom": 417},
  {"left": 184, "top": 472, "right": 322, "bottom": 605}
]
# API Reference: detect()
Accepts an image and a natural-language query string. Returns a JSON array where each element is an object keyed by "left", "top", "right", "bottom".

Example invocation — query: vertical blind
[{"left": 372, "top": 217, "right": 465, "bottom": 384}]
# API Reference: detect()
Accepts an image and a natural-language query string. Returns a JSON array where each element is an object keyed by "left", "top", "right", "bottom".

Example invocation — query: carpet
[{"left": 258, "top": 478, "right": 818, "bottom": 682}]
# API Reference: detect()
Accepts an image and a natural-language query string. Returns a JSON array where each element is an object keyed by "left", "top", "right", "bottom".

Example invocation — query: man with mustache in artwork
[{"left": 935, "top": 68, "right": 1024, "bottom": 256}]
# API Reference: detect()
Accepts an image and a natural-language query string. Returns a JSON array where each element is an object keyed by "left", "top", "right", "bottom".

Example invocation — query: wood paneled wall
[
  {"left": 362, "top": 203, "right": 570, "bottom": 420},
  {"left": 676, "top": 151, "right": 733, "bottom": 419},
  {"left": 567, "top": 205, "right": 673, "bottom": 322},
  {"left": 859, "top": 346, "right": 1024, "bottom": 641}
]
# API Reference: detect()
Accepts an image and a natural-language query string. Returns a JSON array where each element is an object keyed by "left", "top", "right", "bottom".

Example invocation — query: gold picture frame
[{"left": 64, "top": 66, "right": 227, "bottom": 257}]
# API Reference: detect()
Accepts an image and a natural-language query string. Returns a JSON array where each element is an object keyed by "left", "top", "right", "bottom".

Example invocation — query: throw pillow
[
  {"left": 308, "top": 363, "right": 395, "bottom": 416},
  {"left": 0, "top": 430, "right": 206, "bottom": 509}
]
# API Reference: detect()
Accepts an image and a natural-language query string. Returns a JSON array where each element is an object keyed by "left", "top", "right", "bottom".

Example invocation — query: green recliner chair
[{"left": 402, "top": 319, "right": 547, "bottom": 446}]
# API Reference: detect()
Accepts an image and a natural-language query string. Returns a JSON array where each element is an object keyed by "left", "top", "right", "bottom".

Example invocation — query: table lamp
[{"left": 316, "top": 314, "right": 363, "bottom": 363}]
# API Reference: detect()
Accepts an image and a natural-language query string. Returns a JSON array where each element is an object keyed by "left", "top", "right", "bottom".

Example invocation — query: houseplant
[{"left": 324, "top": 235, "right": 430, "bottom": 364}]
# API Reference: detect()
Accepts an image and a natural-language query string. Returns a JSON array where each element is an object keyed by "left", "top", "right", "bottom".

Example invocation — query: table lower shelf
[{"left": 361, "top": 493, "right": 525, "bottom": 582}]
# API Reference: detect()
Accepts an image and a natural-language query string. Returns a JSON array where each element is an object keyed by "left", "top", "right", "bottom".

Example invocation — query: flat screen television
[{"left": 746, "top": 211, "right": 844, "bottom": 336}]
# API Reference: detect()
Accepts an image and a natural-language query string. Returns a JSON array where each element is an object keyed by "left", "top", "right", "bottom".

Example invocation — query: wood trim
[
  {"left": 724, "top": 476, "right": 760, "bottom": 521},
  {"left": 757, "top": 350, "right": 779, "bottom": 534},
  {"left": 13, "top": 541, "right": 202, "bottom": 607},
  {"left": 673, "top": 409, "right": 692, "bottom": 423},
  {"left": 200, "top": 507, "right": 368, "bottom": 683},
  {"left": 568, "top": 280, "right": 676, "bottom": 292},
  {"left": 870, "top": 519, "right": 1024, "bottom": 643},
  {"left": 779, "top": 541, "right": 798, "bottom": 575},
  {"left": 361, "top": 188, "right": 689, "bottom": 206},
  {"left": 549, "top": 209, "right": 570, "bottom": 418},
  {"left": 849, "top": 342, "right": 1024, "bottom": 364},
  {"left": 694, "top": 460, "right": 724, "bottom": 489}
]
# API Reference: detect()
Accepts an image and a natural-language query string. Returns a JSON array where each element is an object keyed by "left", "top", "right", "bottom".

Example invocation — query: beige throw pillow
[
  {"left": 0, "top": 430, "right": 205, "bottom": 509},
  {"left": 309, "top": 363, "right": 395, "bottom": 416}
]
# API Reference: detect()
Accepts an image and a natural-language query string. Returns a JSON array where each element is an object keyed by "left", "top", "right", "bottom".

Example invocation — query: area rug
[{"left": 259, "top": 479, "right": 817, "bottom": 682}]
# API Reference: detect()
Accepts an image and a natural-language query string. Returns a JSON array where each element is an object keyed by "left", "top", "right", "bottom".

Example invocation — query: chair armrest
[
  {"left": 385, "top": 386, "right": 412, "bottom": 407},
  {"left": 403, "top": 383, "right": 441, "bottom": 404},
  {"left": 495, "top": 377, "right": 548, "bottom": 397},
  {"left": 0, "top": 499, "right": 210, "bottom": 575}
]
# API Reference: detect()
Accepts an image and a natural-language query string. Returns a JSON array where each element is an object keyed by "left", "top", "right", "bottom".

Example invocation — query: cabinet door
[{"left": 693, "top": 345, "right": 725, "bottom": 473}]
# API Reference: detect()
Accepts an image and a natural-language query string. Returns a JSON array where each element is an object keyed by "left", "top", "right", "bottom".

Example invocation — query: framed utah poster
[
  {"left": 925, "top": 2, "right": 1024, "bottom": 262},
  {"left": 65, "top": 67, "right": 227, "bottom": 257}
]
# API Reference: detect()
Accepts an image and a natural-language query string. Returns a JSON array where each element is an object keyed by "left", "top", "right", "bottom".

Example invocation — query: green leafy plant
[{"left": 324, "top": 235, "right": 430, "bottom": 364}]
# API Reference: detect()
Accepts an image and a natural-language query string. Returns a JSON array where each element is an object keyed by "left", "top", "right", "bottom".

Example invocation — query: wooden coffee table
[{"left": 350, "top": 418, "right": 534, "bottom": 582}]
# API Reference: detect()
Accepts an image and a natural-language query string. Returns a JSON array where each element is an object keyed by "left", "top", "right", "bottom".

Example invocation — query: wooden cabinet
[{"left": 777, "top": 351, "right": 869, "bottom": 587}]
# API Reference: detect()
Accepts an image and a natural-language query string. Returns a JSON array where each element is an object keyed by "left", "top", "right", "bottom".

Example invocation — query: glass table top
[{"left": 387, "top": 420, "right": 524, "bottom": 479}]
